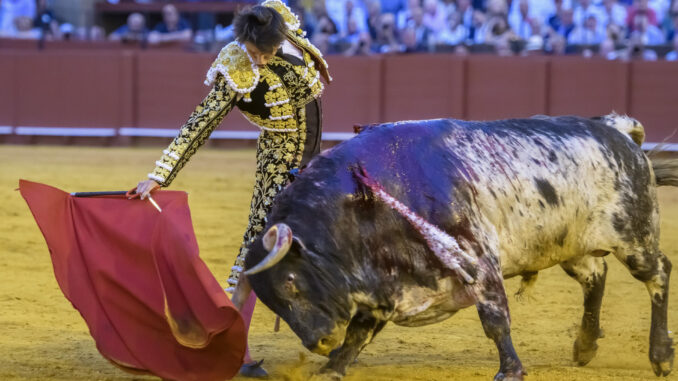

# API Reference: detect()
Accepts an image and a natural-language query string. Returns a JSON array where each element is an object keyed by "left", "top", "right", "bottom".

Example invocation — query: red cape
[{"left": 19, "top": 180, "right": 245, "bottom": 381}]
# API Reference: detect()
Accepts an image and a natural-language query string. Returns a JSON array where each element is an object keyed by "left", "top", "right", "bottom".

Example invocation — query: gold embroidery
[
  {"left": 228, "top": 108, "right": 307, "bottom": 286},
  {"left": 149, "top": 76, "right": 235, "bottom": 186},
  {"left": 261, "top": 0, "right": 301, "bottom": 30},
  {"left": 241, "top": 110, "right": 297, "bottom": 131},
  {"left": 205, "top": 42, "right": 259, "bottom": 93}
]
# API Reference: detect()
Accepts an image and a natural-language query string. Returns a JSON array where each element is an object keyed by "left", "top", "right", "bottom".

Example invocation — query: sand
[{"left": 1, "top": 145, "right": 677, "bottom": 381}]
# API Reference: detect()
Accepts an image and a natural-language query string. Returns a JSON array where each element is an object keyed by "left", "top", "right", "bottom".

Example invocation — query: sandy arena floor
[{"left": 1, "top": 145, "right": 677, "bottom": 381}]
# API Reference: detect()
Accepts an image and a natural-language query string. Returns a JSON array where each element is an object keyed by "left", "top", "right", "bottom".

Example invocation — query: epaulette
[
  {"left": 205, "top": 41, "right": 260, "bottom": 96},
  {"left": 262, "top": 0, "right": 331, "bottom": 83},
  {"left": 261, "top": 0, "right": 301, "bottom": 30}
]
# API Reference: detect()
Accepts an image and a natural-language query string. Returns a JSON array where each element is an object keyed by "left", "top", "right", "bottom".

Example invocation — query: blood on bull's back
[{"left": 315, "top": 116, "right": 655, "bottom": 278}]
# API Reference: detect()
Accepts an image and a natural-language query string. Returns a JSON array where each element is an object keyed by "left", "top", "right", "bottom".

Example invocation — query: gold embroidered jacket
[{"left": 148, "top": 0, "right": 331, "bottom": 187}]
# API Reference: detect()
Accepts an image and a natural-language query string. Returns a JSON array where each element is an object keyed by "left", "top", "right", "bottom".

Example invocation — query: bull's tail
[{"left": 651, "top": 157, "right": 678, "bottom": 187}]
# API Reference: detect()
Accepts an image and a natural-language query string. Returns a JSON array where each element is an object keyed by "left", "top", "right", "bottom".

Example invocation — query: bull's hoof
[
  {"left": 650, "top": 337, "right": 674, "bottom": 377},
  {"left": 650, "top": 347, "right": 674, "bottom": 376},
  {"left": 573, "top": 338, "right": 598, "bottom": 366},
  {"left": 311, "top": 369, "right": 343, "bottom": 381},
  {"left": 651, "top": 360, "right": 673, "bottom": 377},
  {"left": 493, "top": 370, "right": 525, "bottom": 381}
]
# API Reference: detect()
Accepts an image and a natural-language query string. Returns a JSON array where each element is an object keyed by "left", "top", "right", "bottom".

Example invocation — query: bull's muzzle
[
  {"left": 244, "top": 223, "right": 293, "bottom": 275},
  {"left": 310, "top": 336, "right": 342, "bottom": 357}
]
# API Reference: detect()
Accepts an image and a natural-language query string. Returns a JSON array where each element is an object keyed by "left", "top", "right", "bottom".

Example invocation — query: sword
[{"left": 71, "top": 190, "right": 163, "bottom": 213}]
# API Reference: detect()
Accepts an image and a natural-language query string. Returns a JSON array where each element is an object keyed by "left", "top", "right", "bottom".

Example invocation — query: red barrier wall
[
  {"left": 323, "top": 56, "right": 383, "bottom": 131},
  {"left": 628, "top": 61, "right": 678, "bottom": 143},
  {"left": 0, "top": 53, "right": 14, "bottom": 126},
  {"left": 549, "top": 58, "right": 629, "bottom": 117},
  {"left": 1, "top": 49, "right": 676, "bottom": 143},
  {"left": 381, "top": 54, "right": 465, "bottom": 122},
  {"left": 465, "top": 56, "right": 549, "bottom": 120},
  {"left": 13, "top": 51, "right": 132, "bottom": 127}
]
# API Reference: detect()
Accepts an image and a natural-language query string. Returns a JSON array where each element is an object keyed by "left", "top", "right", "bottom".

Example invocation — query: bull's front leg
[
  {"left": 476, "top": 268, "right": 525, "bottom": 381},
  {"left": 317, "top": 313, "right": 384, "bottom": 380}
]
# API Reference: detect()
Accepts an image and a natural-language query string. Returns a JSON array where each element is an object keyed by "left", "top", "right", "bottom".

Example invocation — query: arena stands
[{"left": 0, "top": 0, "right": 675, "bottom": 59}]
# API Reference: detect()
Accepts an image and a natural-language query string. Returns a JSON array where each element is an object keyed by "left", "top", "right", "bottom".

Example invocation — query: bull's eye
[{"left": 285, "top": 273, "right": 299, "bottom": 297}]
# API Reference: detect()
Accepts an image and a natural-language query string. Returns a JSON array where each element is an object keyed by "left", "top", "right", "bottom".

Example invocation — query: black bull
[{"left": 244, "top": 116, "right": 677, "bottom": 380}]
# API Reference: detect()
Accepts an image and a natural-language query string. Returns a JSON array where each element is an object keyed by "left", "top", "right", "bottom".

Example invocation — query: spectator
[
  {"left": 627, "top": 0, "right": 658, "bottom": 30},
  {"left": 421, "top": 0, "right": 447, "bottom": 37},
  {"left": 509, "top": 0, "right": 536, "bottom": 40},
  {"left": 484, "top": 14, "right": 516, "bottom": 45},
  {"left": 311, "top": 31, "right": 331, "bottom": 54},
  {"left": 606, "top": 22, "right": 624, "bottom": 42},
  {"left": 109, "top": 12, "right": 148, "bottom": 42},
  {"left": 666, "top": 35, "right": 678, "bottom": 60},
  {"left": 375, "top": 12, "right": 403, "bottom": 52},
  {"left": 598, "top": 37, "right": 617, "bottom": 58},
  {"left": 379, "top": 0, "right": 408, "bottom": 15},
  {"left": 629, "top": 10, "right": 665, "bottom": 44},
  {"left": 494, "top": 35, "right": 514, "bottom": 55},
  {"left": 333, "top": 15, "right": 361, "bottom": 52},
  {"left": 401, "top": 25, "right": 427, "bottom": 51},
  {"left": 568, "top": 14, "right": 606, "bottom": 44},
  {"left": 397, "top": 0, "right": 420, "bottom": 29},
  {"left": 548, "top": 33, "right": 568, "bottom": 54},
  {"left": 475, "top": 0, "right": 509, "bottom": 43},
  {"left": 0, "top": 0, "right": 36, "bottom": 35},
  {"left": 549, "top": 6, "right": 576, "bottom": 39},
  {"left": 327, "top": 0, "right": 368, "bottom": 36},
  {"left": 89, "top": 25, "right": 106, "bottom": 41},
  {"left": 663, "top": 1, "right": 678, "bottom": 41},
  {"left": 573, "top": 0, "right": 605, "bottom": 27},
  {"left": 344, "top": 31, "right": 374, "bottom": 55},
  {"left": 508, "top": 0, "right": 557, "bottom": 28},
  {"left": 0, "top": 15, "right": 39, "bottom": 38},
  {"left": 523, "top": 34, "right": 545, "bottom": 55},
  {"left": 597, "top": 0, "right": 628, "bottom": 28},
  {"left": 148, "top": 4, "right": 192, "bottom": 45},
  {"left": 366, "top": 0, "right": 383, "bottom": 39},
  {"left": 457, "top": 0, "right": 475, "bottom": 29},
  {"left": 649, "top": 0, "right": 670, "bottom": 23},
  {"left": 407, "top": 5, "right": 431, "bottom": 47},
  {"left": 33, "top": 0, "right": 59, "bottom": 39},
  {"left": 315, "top": 13, "right": 338, "bottom": 37},
  {"left": 438, "top": 10, "right": 469, "bottom": 45},
  {"left": 303, "top": 1, "right": 327, "bottom": 37}
]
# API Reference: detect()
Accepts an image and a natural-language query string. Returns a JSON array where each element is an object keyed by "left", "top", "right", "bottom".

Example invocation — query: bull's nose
[{"left": 310, "top": 337, "right": 336, "bottom": 357}]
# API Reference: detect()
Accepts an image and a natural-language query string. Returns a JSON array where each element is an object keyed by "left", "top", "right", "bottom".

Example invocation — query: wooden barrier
[
  {"left": 381, "top": 54, "right": 465, "bottom": 122},
  {"left": 0, "top": 53, "right": 14, "bottom": 126},
  {"left": 465, "top": 55, "right": 549, "bottom": 120},
  {"left": 13, "top": 50, "right": 132, "bottom": 127},
  {"left": 628, "top": 61, "right": 678, "bottom": 143},
  {"left": 549, "top": 57, "right": 629, "bottom": 117},
  {"left": 323, "top": 56, "right": 383, "bottom": 131},
  {"left": 0, "top": 49, "right": 676, "bottom": 144}
]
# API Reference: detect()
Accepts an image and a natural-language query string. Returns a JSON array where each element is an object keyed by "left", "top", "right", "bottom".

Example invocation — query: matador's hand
[{"left": 129, "top": 179, "right": 161, "bottom": 200}]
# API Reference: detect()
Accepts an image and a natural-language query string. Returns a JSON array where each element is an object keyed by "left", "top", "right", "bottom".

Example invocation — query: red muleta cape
[{"left": 19, "top": 179, "right": 245, "bottom": 381}]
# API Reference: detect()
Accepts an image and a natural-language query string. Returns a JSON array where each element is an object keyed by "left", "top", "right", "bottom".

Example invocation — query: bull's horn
[{"left": 244, "top": 223, "right": 293, "bottom": 275}]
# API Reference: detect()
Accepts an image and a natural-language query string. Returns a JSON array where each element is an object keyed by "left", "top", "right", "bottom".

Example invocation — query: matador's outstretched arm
[{"left": 148, "top": 75, "right": 237, "bottom": 187}]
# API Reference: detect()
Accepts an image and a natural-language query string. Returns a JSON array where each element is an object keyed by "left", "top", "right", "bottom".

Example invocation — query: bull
[{"left": 243, "top": 114, "right": 677, "bottom": 380}]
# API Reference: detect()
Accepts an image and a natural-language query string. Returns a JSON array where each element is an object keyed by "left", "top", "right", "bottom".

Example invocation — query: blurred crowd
[
  {"left": 296, "top": 0, "right": 678, "bottom": 60},
  {"left": 0, "top": 0, "right": 676, "bottom": 60}
]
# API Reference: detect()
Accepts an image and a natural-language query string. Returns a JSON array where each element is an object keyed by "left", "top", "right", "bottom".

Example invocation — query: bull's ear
[{"left": 291, "top": 236, "right": 309, "bottom": 257}]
